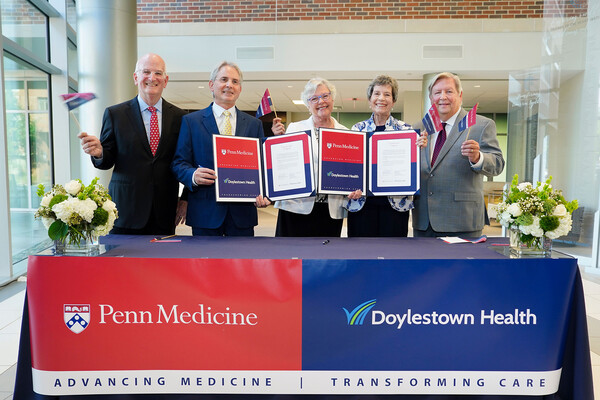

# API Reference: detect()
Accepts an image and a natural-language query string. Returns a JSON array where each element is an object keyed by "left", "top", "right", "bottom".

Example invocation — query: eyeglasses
[
  {"left": 137, "top": 69, "right": 165, "bottom": 78},
  {"left": 308, "top": 92, "right": 332, "bottom": 104}
]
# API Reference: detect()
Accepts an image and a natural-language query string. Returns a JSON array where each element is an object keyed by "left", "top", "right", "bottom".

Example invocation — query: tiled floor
[{"left": 0, "top": 207, "right": 597, "bottom": 399}]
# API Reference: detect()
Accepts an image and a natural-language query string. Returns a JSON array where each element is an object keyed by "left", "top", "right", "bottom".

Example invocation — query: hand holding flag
[
  {"left": 421, "top": 103, "right": 443, "bottom": 135},
  {"left": 256, "top": 89, "right": 277, "bottom": 118}
]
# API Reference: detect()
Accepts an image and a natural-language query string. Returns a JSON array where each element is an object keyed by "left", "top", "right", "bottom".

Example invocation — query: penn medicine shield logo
[
  {"left": 64, "top": 304, "right": 90, "bottom": 334},
  {"left": 221, "top": 149, "right": 227, "bottom": 155},
  {"left": 327, "top": 143, "right": 332, "bottom": 149}
]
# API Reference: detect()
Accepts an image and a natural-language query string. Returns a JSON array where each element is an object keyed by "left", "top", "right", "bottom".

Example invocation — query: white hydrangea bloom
[
  {"left": 506, "top": 203, "right": 522, "bottom": 217},
  {"left": 52, "top": 197, "right": 78, "bottom": 223},
  {"left": 64, "top": 180, "right": 82, "bottom": 196},
  {"left": 498, "top": 211, "right": 514, "bottom": 228},
  {"left": 76, "top": 198, "right": 98, "bottom": 223},
  {"left": 517, "top": 182, "right": 532, "bottom": 191},
  {"left": 520, "top": 216, "right": 544, "bottom": 237}
]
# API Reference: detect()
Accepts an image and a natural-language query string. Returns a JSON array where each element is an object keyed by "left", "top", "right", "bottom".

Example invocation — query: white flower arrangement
[
  {"left": 496, "top": 174, "right": 578, "bottom": 247},
  {"left": 35, "top": 178, "right": 118, "bottom": 245}
]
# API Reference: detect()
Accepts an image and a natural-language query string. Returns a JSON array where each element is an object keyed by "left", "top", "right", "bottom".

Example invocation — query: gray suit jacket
[{"left": 412, "top": 108, "right": 505, "bottom": 233}]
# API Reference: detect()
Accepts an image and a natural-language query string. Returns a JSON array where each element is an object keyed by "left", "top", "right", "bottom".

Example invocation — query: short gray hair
[
  {"left": 210, "top": 61, "right": 243, "bottom": 83},
  {"left": 427, "top": 72, "right": 462, "bottom": 96},
  {"left": 300, "top": 78, "right": 336, "bottom": 108},
  {"left": 367, "top": 75, "right": 398, "bottom": 102}
]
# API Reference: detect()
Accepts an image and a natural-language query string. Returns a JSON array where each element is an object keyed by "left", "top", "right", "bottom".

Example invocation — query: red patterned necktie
[
  {"left": 431, "top": 122, "right": 447, "bottom": 166},
  {"left": 148, "top": 106, "right": 159, "bottom": 156}
]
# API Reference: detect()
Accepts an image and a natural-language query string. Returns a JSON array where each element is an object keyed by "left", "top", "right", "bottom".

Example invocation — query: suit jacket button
[{"left": 429, "top": 192, "right": 433, "bottom": 196}]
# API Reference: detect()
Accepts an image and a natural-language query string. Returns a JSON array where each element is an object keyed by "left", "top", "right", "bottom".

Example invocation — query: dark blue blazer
[{"left": 171, "top": 104, "right": 264, "bottom": 230}]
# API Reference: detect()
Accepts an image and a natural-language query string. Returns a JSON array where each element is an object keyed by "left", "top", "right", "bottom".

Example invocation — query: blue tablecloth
[{"left": 14, "top": 236, "right": 593, "bottom": 400}]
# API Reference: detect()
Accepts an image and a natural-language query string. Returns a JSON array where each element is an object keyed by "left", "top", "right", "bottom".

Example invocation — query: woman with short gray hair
[{"left": 271, "top": 77, "right": 347, "bottom": 237}]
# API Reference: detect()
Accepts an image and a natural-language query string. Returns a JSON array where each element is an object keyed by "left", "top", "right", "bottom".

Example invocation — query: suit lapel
[
  {"left": 156, "top": 100, "right": 174, "bottom": 157},
  {"left": 431, "top": 108, "right": 467, "bottom": 171},
  {"left": 125, "top": 97, "right": 153, "bottom": 156},
  {"left": 235, "top": 108, "right": 248, "bottom": 137},
  {"left": 202, "top": 104, "right": 220, "bottom": 135}
]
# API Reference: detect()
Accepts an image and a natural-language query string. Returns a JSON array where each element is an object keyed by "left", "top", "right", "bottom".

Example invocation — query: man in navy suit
[
  {"left": 412, "top": 72, "right": 505, "bottom": 237},
  {"left": 79, "top": 53, "right": 187, "bottom": 235},
  {"left": 171, "top": 61, "right": 269, "bottom": 236}
]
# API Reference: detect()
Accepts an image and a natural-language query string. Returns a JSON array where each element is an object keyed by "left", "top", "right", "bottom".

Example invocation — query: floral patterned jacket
[{"left": 346, "top": 114, "right": 415, "bottom": 212}]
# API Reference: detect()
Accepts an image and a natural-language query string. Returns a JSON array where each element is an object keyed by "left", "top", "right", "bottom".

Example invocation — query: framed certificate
[
  {"left": 318, "top": 128, "right": 366, "bottom": 195},
  {"left": 212, "top": 135, "right": 263, "bottom": 202},
  {"left": 263, "top": 131, "right": 315, "bottom": 201},
  {"left": 369, "top": 130, "right": 420, "bottom": 196}
]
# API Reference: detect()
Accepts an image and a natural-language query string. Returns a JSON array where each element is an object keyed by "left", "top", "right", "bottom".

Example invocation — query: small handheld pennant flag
[
  {"left": 256, "top": 89, "right": 274, "bottom": 118},
  {"left": 60, "top": 92, "right": 97, "bottom": 111},
  {"left": 458, "top": 103, "right": 478, "bottom": 132},
  {"left": 421, "top": 103, "right": 443, "bottom": 135}
]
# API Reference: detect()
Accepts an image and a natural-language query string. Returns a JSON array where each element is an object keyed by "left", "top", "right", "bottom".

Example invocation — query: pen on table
[
  {"left": 152, "top": 234, "right": 176, "bottom": 242},
  {"left": 322, "top": 239, "right": 330, "bottom": 245}
]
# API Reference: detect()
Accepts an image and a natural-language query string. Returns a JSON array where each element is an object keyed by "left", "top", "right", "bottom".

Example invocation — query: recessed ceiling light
[
  {"left": 198, "top": 86, "right": 204, "bottom": 89},
  {"left": 287, "top": 85, "right": 293, "bottom": 88},
  {"left": 474, "top": 85, "right": 481, "bottom": 88},
  {"left": 292, "top": 100, "right": 304, "bottom": 105}
]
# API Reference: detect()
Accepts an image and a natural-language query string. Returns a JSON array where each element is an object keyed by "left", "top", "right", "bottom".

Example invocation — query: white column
[
  {"left": 0, "top": 9, "right": 14, "bottom": 282},
  {"left": 49, "top": 0, "right": 71, "bottom": 184},
  {"left": 76, "top": 0, "right": 137, "bottom": 186}
]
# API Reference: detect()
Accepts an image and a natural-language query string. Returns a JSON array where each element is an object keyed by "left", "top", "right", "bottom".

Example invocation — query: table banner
[
  {"left": 318, "top": 128, "right": 366, "bottom": 195},
  {"left": 26, "top": 256, "right": 576, "bottom": 396},
  {"left": 369, "top": 130, "right": 420, "bottom": 196},
  {"left": 263, "top": 131, "right": 315, "bottom": 201},
  {"left": 212, "top": 135, "right": 263, "bottom": 202}
]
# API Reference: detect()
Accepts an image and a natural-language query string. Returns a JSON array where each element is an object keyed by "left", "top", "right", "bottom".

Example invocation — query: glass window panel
[
  {"left": 1, "top": 0, "right": 49, "bottom": 61},
  {"left": 66, "top": 0, "right": 77, "bottom": 29},
  {"left": 28, "top": 80, "right": 48, "bottom": 111},
  {"left": 3, "top": 54, "right": 52, "bottom": 265},
  {"left": 68, "top": 39, "right": 78, "bottom": 82},
  {"left": 6, "top": 112, "right": 28, "bottom": 209},
  {"left": 29, "top": 113, "right": 52, "bottom": 208}
]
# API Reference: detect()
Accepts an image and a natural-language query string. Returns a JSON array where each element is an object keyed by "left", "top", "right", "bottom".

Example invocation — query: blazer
[
  {"left": 274, "top": 117, "right": 348, "bottom": 219},
  {"left": 346, "top": 114, "right": 415, "bottom": 213},
  {"left": 92, "top": 97, "right": 186, "bottom": 233},
  {"left": 412, "top": 108, "right": 505, "bottom": 233},
  {"left": 171, "top": 104, "right": 264, "bottom": 230}
]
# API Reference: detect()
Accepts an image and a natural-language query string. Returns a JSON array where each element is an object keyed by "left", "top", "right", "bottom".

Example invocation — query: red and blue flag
[
  {"left": 458, "top": 103, "right": 478, "bottom": 131},
  {"left": 421, "top": 103, "right": 443, "bottom": 135},
  {"left": 256, "top": 89, "right": 273, "bottom": 118},
  {"left": 60, "top": 92, "right": 96, "bottom": 111}
]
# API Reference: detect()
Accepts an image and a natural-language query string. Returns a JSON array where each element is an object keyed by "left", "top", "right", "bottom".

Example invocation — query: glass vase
[
  {"left": 54, "top": 235, "right": 99, "bottom": 256},
  {"left": 509, "top": 228, "right": 552, "bottom": 258}
]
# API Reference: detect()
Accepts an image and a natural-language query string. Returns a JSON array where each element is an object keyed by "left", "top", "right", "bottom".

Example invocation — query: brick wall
[{"left": 137, "top": 0, "right": 587, "bottom": 23}]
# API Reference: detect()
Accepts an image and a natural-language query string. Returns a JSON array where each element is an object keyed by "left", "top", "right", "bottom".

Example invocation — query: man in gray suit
[{"left": 412, "top": 72, "right": 505, "bottom": 237}]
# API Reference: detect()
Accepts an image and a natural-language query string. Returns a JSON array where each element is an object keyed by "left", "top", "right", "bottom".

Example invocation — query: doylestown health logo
[
  {"left": 327, "top": 171, "right": 333, "bottom": 177},
  {"left": 343, "top": 299, "right": 376, "bottom": 325}
]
